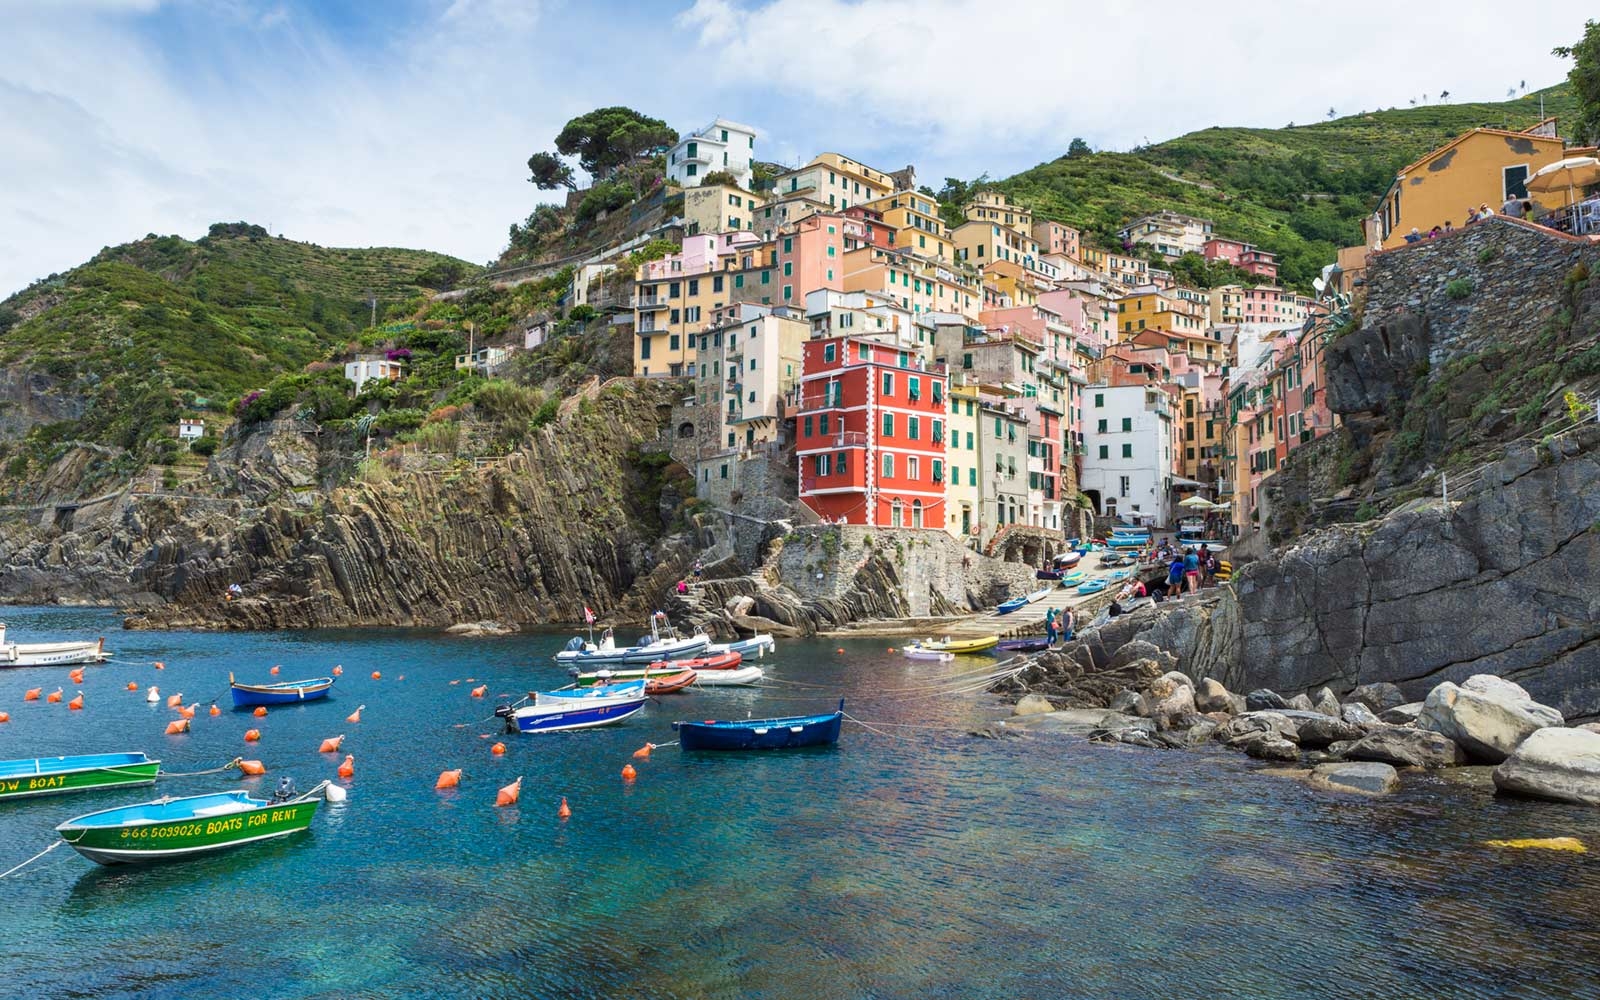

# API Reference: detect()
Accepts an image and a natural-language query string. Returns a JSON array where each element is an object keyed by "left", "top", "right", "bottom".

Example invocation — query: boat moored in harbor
[{"left": 0, "top": 623, "right": 109, "bottom": 668}]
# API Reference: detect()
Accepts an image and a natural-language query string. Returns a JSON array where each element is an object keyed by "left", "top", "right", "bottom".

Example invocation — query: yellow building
[
  {"left": 944, "top": 380, "right": 983, "bottom": 542},
  {"left": 1117, "top": 289, "right": 1206, "bottom": 338},
  {"left": 842, "top": 246, "right": 981, "bottom": 321},
  {"left": 859, "top": 191, "right": 954, "bottom": 260},
  {"left": 1366, "top": 119, "right": 1567, "bottom": 248},
  {"left": 681, "top": 183, "right": 764, "bottom": 236},
  {"left": 773, "top": 153, "right": 897, "bottom": 212},
  {"left": 963, "top": 191, "right": 1034, "bottom": 232}
]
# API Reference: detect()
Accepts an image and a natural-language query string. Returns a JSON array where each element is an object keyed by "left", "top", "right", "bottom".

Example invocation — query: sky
[{"left": 2, "top": 0, "right": 1594, "bottom": 298}]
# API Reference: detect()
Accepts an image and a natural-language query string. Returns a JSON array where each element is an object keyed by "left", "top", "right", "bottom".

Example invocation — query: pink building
[
  {"left": 1203, "top": 238, "right": 1279, "bottom": 280},
  {"left": 1031, "top": 220, "right": 1081, "bottom": 260},
  {"left": 776, "top": 212, "right": 871, "bottom": 308}
]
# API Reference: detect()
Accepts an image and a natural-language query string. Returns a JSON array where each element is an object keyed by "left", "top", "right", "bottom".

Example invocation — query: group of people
[
  {"left": 1164, "top": 547, "right": 1218, "bottom": 596},
  {"left": 1043, "top": 606, "right": 1073, "bottom": 645},
  {"left": 1403, "top": 197, "right": 1539, "bottom": 244}
]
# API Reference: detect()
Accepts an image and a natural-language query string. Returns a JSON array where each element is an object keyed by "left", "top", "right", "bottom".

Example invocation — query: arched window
[
  {"left": 912, "top": 499, "right": 923, "bottom": 529},
  {"left": 890, "top": 499, "right": 903, "bottom": 528}
]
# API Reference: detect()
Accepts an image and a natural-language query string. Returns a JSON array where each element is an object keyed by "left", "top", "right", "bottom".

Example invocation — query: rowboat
[
  {"left": 1025, "top": 587, "right": 1053, "bottom": 604},
  {"left": 919, "top": 635, "right": 998, "bottom": 655},
  {"left": 1105, "top": 536, "right": 1146, "bottom": 549},
  {"left": 55, "top": 783, "right": 327, "bottom": 866},
  {"left": 901, "top": 644, "right": 954, "bottom": 662},
  {"left": 649, "top": 651, "right": 743, "bottom": 672},
  {"left": 690, "top": 666, "right": 765, "bottom": 687},
  {"left": 645, "top": 669, "right": 697, "bottom": 695},
  {"left": 0, "top": 752, "right": 161, "bottom": 801},
  {"left": 502, "top": 681, "right": 648, "bottom": 734},
  {"left": 1061, "top": 570, "right": 1086, "bottom": 585},
  {"left": 555, "top": 613, "right": 709, "bottom": 668},
  {"left": 995, "top": 637, "right": 1052, "bottom": 653},
  {"left": 229, "top": 672, "right": 335, "bottom": 708},
  {"left": 674, "top": 700, "right": 844, "bottom": 751},
  {"left": 0, "top": 623, "right": 109, "bottom": 668},
  {"left": 705, "top": 634, "right": 776, "bottom": 659},
  {"left": 1035, "top": 568, "right": 1063, "bottom": 581},
  {"left": 1077, "top": 579, "right": 1109, "bottom": 595},
  {"left": 995, "top": 596, "right": 1028, "bottom": 615},
  {"left": 572, "top": 664, "right": 700, "bottom": 687},
  {"left": 1054, "top": 551, "right": 1082, "bottom": 568}
]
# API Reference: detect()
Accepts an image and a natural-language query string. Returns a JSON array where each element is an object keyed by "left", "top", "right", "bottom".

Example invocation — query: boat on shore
[
  {"left": 1077, "top": 579, "right": 1109, "bottom": 595},
  {"left": 229, "top": 672, "right": 335, "bottom": 708},
  {"left": 501, "top": 681, "right": 648, "bottom": 733},
  {"left": 55, "top": 782, "right": 329, "bottom": 866},
  {"left": 674, "top": 700, "right": 844, "bottom": 751},
  {"left": 0, "top": 623, "right": 109, "bottom": 668},
  {"left": 555, "top": 613, "right": 709, "bottom": 668},
  {"left": 705, "top": 634, "right": 776, "bottom": 659},
  {"left": 995, "top": 595, "right": 1028, "bottom": 615},
  {"left": 0, "top": 752, "right": 161, "bottom": 801},
  {"left": 691, "top": 666, "right": 765, "bottom": 687},
  {"left": 918, "top": 636, "right": 998, "bottom": 655}
]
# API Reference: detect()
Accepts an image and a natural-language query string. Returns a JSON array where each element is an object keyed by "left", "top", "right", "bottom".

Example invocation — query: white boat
[
  {"left": 0, "top": 623, "right": 108, "bottom": 668},
  {"left": 554, "top": 613, "right": 709, "bottom": 668},
  {"left": 503, "top": 681, "right": 649, "bottom": 733},
  {"left": 704, "top": 634, "right": 776, "bottom": 659},
  {"left": 1024, "top": 587, "right": 1053, "bottom": 604},
  {"left": 902, "top": 645, "right": 954, "bottom": 663},
  {"left": 690, "top": 666, "right": 765, "bottom": 687}
]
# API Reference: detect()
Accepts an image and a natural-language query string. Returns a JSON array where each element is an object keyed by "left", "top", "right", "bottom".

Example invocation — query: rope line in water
[
  {"left": 157, "top": 758, "right": 245, "bottom": 779},
  {"left": 0, "top": 841, "right": 63, "bottom": 879}
]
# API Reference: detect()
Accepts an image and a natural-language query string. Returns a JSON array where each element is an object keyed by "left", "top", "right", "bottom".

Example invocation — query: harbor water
[{"left": 2, "top": 606, "right": 1599, "bottom": 999}]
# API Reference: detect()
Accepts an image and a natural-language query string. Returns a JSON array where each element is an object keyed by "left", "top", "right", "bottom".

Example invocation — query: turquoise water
[{"left": 2, "top": 606, "right": 1599, "bottom": 999}]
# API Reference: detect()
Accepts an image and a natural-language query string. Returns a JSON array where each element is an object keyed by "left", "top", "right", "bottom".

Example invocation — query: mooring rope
[{"left": 0, "top": 841, "right": 64, "bottom": 879}]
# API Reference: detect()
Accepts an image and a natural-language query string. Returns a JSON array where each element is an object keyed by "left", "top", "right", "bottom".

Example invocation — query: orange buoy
[
  {"left": 68, "top": 693, "right": 84, "bottom": 711},
  {"left": 370, "top": 671, "right": 381, "bottom": 680},
  {"left": 153, "top": 660, "right": 165, "bottom": 670},
  {"left": 632, "top": 744, "right": 654, "bottom": 759},
  {"left": 449, "top": 679, "right": 460, "bottom": 686},
  {"left": 621, "top": 764, "right": 637, "bottom": 782},
  {"left": 244, "top": 728, "right": 260, "bottom": 742},
  {"left": 238, "top": 759, "right": 266, "bottom": 776},
  {"left": 69, "top": 668, "right": 85, "bottom": 684},
  {"left": 435, "top": 769, "right": 462, "bottom": 789},
  {"left": 47, "top": 689, "right": 63, "bottom": 704},
  {"left": 337, "top": 754, "right": 354, "bottom": 778},
  {"left": 886, "top": 647, "right": 895, "bottom": 653},
  {"left": 836, "top": 648, "right": 845, "bottom": 654},
  {"left": 127, "top": 681, "right": 138, "bottom": 691},
  {"left": 253, "top": 706, "right": 268, "bottom": 718},
  {"left": 319, "top": 735, "right": 344, "bottom": 753},
  {"left": 23, "top": 688, "right": 40, "bottom": 701},
  {"left": 470, "top": 685, "right": 487, "bottom": 698},
  {"left": 270, "top": 665, "right": 280, "bottom": 675},
  {"left": 346, "top": 705, "right": 364, "bottom": 724},
  {"left": 333, "top": 665, "right": 343, "bottom": 676},
  {"left": 495, "top": 776, "right": 522, "bottom": 807},
  {"left": 0, "top": 712, "right": 9, "bottom": 723},
  {"left": 165, "top": 719, "right": 189, "bottom": 734},
  {"left": 557, "top": 796, "right": 571, "bottom": 819},
  {"left": 490, "top": 742, "right": 506, "bottom": 756},
  {"left": 210, "top": 703, "right": 221, "bottom": 716},
  {"left": 167, "top": 693, "right": 183, "bottom": 708},
  {"left": 179, "top": 703, "right": 196, "bottom": 719}
]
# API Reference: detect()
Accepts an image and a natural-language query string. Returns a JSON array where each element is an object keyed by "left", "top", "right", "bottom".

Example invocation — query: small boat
[
  {"left": 649, "top": 651, "right": 743, "bottom": 672},
  {"left": 0, "top": 752, "right": 161, "bottom": 801},
  {"left": 55, "top": 783, "right": 328, "bottom": 866},
  {"left": 919, "top": 635, "right": 999, "bottom": 655},
  {"left": 501, "top": 681, "right": 648, "bottom": 734},
  {"left": 1108, "top": 569, "right": 1131, "bottom": 581},
  {"left": 645, "top": 669, "right": 697, "bottom": 695},
  {"left": 0, "top": 623, "right": 109, "bottom": 668},
  {"left": 1061, "top": 570, "right": 1086, "bottom": 585},
  {"left": 996, "top": 596, "right": 1029, "bottom": 615},
  {"left": 555, "top": 613, "right": 709, "bottom": 668},
  {"left": 229, "top": 672, "right": 335, "bottom": 708},
  {"left": 705, "top": 634, "right": 776, "bottom": 659},
  {"left": 1024, "top": 587, "right": 1053, "bottom": 604},
  {"left": 1054, "top": 551, "right": 1082, "bottom": 568},
  {"left": 1035, "top": 568, "right": 1063, "bottom": 581},
  {"left": 901, "top": 644, "right": 954, "bottom": 663},
  {"left": 995, "top": 637, "right": 1051, "bottom": 653},
  {"left": 573, "top": 664, "right": 700, "bottom": 687},
  {"left": 690, "top": 666, "right": 765, "bottom": 687},
  {"left": 674, "top": 700, "right": 843, "bottom": 751},
  {"left": 1105, "top": 536, "right": 1146, "bottom": 549},
  {"left": 1077, "top": 579, "right": 1109, "bottom": 595}
]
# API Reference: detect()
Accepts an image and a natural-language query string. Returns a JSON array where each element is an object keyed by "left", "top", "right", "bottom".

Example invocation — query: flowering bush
[{"left": 385, "top": 348, "right": 412, "bottom": 361}]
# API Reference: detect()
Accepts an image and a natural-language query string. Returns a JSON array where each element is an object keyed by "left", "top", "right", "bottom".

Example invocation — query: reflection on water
[{"left": 0, "top": 607, "right": 1597, "bottom": 999}]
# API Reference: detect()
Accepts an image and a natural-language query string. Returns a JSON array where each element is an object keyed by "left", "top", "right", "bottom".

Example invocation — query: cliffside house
[
  {"left": 344, "top": 356, "right": 405, "bottom": 393},
  {"left": 177, "top": 418, "right": 205, "bottom": 441}
]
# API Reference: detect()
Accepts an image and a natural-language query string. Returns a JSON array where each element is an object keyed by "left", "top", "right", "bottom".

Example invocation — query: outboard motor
[
  {"left": 566, "top": 666, "right": 580, "bottom": 679},
  {"left": 271, "top": 776, "right": 298, "bottom": 804},
  {"left": 493, "top": 703, "right": 515, "bottom": 719},
  {"left": 563, "top": 636, "right": 585, "bottom": 653}
]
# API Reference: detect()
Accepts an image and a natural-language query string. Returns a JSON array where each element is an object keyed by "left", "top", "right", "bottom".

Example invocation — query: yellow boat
[{"left": 920, "top": 635, "right": 999, "bottom": 655}]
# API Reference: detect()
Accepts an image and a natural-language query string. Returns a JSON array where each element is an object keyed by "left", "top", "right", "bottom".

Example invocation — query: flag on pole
[{"left": 584, "top": 606, "right": 595, "bottom": 625}]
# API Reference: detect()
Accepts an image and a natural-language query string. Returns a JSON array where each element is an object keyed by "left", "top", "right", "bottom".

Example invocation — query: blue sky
[{"left": 2, "top": 0, "right": 1595, "bottom": 298}]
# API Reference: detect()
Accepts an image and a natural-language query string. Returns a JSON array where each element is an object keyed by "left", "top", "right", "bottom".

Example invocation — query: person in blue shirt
[
  {"left": 1183, "top": 548, "right": 1201, "bottom": 593},
  {"left": 1168, "top": 555, "right": 1185, "bottom": 593}
]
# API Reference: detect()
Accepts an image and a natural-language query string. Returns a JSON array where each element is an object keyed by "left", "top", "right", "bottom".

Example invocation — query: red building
[{"left": 794, "top": 335, "right": 950, "bottom": 528}]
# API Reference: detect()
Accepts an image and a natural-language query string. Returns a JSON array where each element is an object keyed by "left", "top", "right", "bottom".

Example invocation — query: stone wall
[{"left": 778, "top": 525, "right": 1034, "bottom": 617}]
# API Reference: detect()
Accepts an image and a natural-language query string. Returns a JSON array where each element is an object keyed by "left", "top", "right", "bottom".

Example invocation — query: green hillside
[
  {"left": 998, "top": 85, "right": 1580, "bottom": 289},
  {"left": 0, "top": 223, "right": 476, "bottom": 466}
]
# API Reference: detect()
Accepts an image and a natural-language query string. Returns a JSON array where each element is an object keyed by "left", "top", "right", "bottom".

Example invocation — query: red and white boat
[
  {"left": 648, "top": 650, "right": 743, "bottom": 672},
  {"left": 644, "top": 669, "right": 697, "bottom": 695}
]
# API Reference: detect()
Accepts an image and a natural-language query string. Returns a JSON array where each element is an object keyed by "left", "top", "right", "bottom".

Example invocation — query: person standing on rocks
[
  {"left": 1044, "top": 608, "right": 1058, "bottom": 646},
  {"left": 1183, "top": 548, "right": 1201, "bottom": 594},
  {"left": 1168, "top": 553, "right": 1185, "bottom": 594}
]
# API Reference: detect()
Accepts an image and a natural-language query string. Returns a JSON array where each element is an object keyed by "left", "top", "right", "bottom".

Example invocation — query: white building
[
  {"left": 344, "top": 357, "right": 405, "bottom": 393},
  {"left": 1079, "top": 383, "right": 1176, "bottom": 528},
  {"left": 667, "top": 118, "right": 758, "bottom": 189},
  {"left": 1118, "top": 211, "right": 1214, "bottom": 259},
  {"left": 177, "top": 418, "right": 205, "bottom": 441}
]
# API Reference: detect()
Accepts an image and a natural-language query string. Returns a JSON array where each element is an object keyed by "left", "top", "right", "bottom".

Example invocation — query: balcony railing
[{"left": 636, "top": 295, "right": 667, "bottom": 309}]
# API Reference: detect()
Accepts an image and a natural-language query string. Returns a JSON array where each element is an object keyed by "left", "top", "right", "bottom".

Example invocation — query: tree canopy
[
  {"left": 527, "top": 151, "right": 576, "bottom": 190},
  {"left": 1555, "top": 20, "right": 1600, "bottom": 145},
  {"left": 554, "top": 107, "right": 676, "bottom": 179}
]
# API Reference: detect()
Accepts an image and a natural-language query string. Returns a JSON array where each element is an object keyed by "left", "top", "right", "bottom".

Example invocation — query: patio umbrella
[
  {"left": 1526, "top": 156, "right": 1600, "bottom": 208},
  {"left": 1178, "top": 495, "right": 1218, "bottom": 509}
]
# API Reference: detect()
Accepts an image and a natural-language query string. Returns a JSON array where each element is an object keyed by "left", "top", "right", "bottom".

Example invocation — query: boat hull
[
  {"left": 675, "top": 709, "right": 843, "bottom": 751},
  {"left": 921, "top": 636, "right": 998, "bottom": 655},
  {"left": 0, "top": 754, "right": 161, "bottom": 801},
  {"left": 996, "top": 598, "right": 1028, "bottom": 615},
  {"left": 1077, "top": 581, "right": 1108, "bottom": 595},
  {"left": 574, "top": 665, "right": 695, "bottom": 686},
  {"left": 556, "top": 634, "right": 710, "bottom": 668},
  {"left": 690, "top": 666, "right": 765, "bottom": 687},
  {"left": 0, "top": 639, "right": 108, "bottom": 668},
  {"left": 902, "top": 647, "right": 954, "bottom": 662},
  {"left": 229, "top": 677, "right": 335, "bottom": 708},
  {"left": 509, "top": 699, "right": 647, "bottom": 733},
  {"left": 645, "top": 669, "right": 697, "bottom": 695},
  {"left": 995, "top": 638, "right": 1051, "bottom": 653},
  {"left": 56, "top": 793, "right": 318, "bottom": 866}
]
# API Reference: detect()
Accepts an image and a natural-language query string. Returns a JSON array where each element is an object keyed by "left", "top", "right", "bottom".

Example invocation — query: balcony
[
  {"left": 795, "top": 391, "right": 846, "bottom": 411},
  {"left": 637, "top": 296, "right": 668, "bottom": 310}
]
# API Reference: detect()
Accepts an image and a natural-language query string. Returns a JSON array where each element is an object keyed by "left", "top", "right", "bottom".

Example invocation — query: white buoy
[
  {"left": 323, "top": 783, "right": 348, "bottom": 803},
  {"left": 146, "top": 686, "right": 160, "bottom": 704}
]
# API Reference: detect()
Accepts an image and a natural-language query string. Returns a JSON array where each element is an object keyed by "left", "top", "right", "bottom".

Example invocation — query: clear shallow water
[{"left": 1, "top": 607, "right": 1598, "bottom": 999}]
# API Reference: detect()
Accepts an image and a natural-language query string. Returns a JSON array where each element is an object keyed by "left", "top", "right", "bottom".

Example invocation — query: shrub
[
  {"left": 412, "top": 420, "right": 460, "bottom": 453},
  {"left": 575, "top": 180, "right": 634, "bottom": 223},
  {"left": 530, "top": 396, "right": 561, "bottom": 428},
  {"left": 1476, "top": 246, "right": 1497, "bottom": 264},
  {"left": 189, "top": 435, "right": 219, "bottom": 456},
  {"left": 374, "top": 408, "right": 425, "bottom": 433},
  {"left": 568, "top": 304, "right": 599, "bottom": 323},
  {"left": 1514, "top": 398, "right": 1544, "bottom": 426},
  {"left": 1445, "top": 278, "right": 1473, "bottom": 300},
  {"left": 474, "top": 381, "right": 544, "bottom": 423},
  {"left": 1355, "top": 502, "right": 1376, "bottom": 522}
]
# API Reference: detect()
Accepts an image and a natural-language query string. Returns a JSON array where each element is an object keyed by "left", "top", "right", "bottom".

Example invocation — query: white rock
[
  {"left": 1418, "top": 675, "right": 1564, "bottom": 763},
  {"left": 1492, "top": 727, "right": 1600, "bottom": 806},
  {"left": 1152, "top": 683, "right": 1195, "bottom": 724},
  {"left": 1311, "top": 761, "right": 1400, "bottom": 795},
  {"left": 1012, "top": 694, "right": 1056, "bottom": 717}
]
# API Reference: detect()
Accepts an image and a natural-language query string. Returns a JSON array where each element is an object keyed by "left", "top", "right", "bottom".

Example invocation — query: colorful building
[
  {"left": 859, "top": 191, "right": 954, "bottom": 261},
  {"left": 1203, "top": 237, "right": 1279, "bottom": 281},
  {"left": 1079, "top": 383, "right": 1177, "bottom": 527},
  {"left": 773, "top": 153, "right": 898, "bottom": 212},
  {"left": 1032, "top": 219, "right": 1081, "bottom": 260},
  {"left": 681, "top": 182, "right": 763, "bottom": 235},
  {"left": 667, "top": 118, "right": 758, "bottom": 189},
  {"left": 1119, "top": 211, "right": 1214, "bottom": 259}
]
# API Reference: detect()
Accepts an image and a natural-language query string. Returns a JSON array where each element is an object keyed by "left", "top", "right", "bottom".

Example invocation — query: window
[
  {"left": 969, "top": 467, "right": 976, "bottom": 487},
  {"left": 687, "top": 141, "right": 697, "bottom": 158},
  {"left": 994, "top": 417, "right": 1002, "bottom": 437},
  {"left": 686, "top": 164, "right": 697, "bottom": 177},
  {"left": 640, "top": 336, "right": 652, "bottom": 359},
  {"left": 966, "top": 431, "right": 974, "bottom": 449},
  {"left": 908, "top": 376, "right": 920, "bottom": 400},
  {"left": 1098, "top": 445, "right": 1108, "bottom": 459},
  {"left": 783, "top": 262, "right": 792, "bottom": 276},
  {"left": 837, "top": 452, "right": 848, "bottom": 476},
  {"left": 669, "top": 334, "right": 680, "bottom": 350},
  {"left": 1504, "top": 164, "right": 1530, "bottom": 200},
  {"left": 1122, "top": 444, "right": 1132, "bottom": 458},
  {"left": 1121, "top": 418, "right": 1132, "bottom": 432},
  {"left": 734, "top": 274, "right": 744, "bottom": 288},
  {"left": 1119, "top": 475, "right": 1130, "bottom": 497},
  {"left": 783, "top": 286, "right": 792, "bottom": 301},
  {"left": 1097, "top": 419, "right": 1107, "bottom": 433},
  {"left": 882, "top": 453, "right": 894, "bottom": 478},
  {"left": 908, "top": 456, "right": 919, "bottom": 480},
  {"left": 720, "top": 463, "right": 728, "bottom": 479},
  {"left": 804, "top": 416, "right": 814, "bottom": 437},
  {"left": 713, "top": 275, "right": 724, "bottom": 292},
  {"left": 882, "top": 412, "right": 894, "bottom": 437},
  {"left": 820, "top": 413, "right": 829, "bottom": 435},
  {"left": 688, "top": 279, "right": 699, "bottom": 296},
  {"left": 908, "top": 416, "right": 920, "bottom": 440},
  {"left": 933, "top": 459, "right": 943, "bottom": 482},
  {"left": 1094, "top": 393, "right": 1104, "bottom": 407},
  {"left": 669, "top": 282, "right": 680, "bottom": 297},
  {"left": 882, "top": 372, "right": 894, "bottom": 396},
  {"left": 814, "top": 455, "right": 827, "bottom": 476},
  {"left": 823, "top": 343, "right": 836, "bottom": 363}
]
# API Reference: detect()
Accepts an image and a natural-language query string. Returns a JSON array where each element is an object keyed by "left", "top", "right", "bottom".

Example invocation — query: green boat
[
  {"left": 56, "top": 783, "right": 328, "bottom": 866},
  {"left": 0, "top": 753, "right": 161, "bottom": 801}
]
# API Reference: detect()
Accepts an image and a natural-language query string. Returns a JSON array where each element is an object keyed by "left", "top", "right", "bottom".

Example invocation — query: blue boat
[
  {"left": 996, "top": 596, "right": 1029, "bottom": 615},
  {"left": 229, "top": 672, "right": 335, "bottom": 708},
  {"left": 674, "top": 700, "right": 844, "bottom": 751},
  {"left": 501, "top": 680, "right": 647, "bottom": 734},
  {"left": 1077, "top": 579, "right": 1109, "bottom": 595},
  {"left": 1105, "top": 536, "right": 1146, "bottom": 549}
]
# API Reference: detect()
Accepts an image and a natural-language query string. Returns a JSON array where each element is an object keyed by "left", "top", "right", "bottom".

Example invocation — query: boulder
[
  {"left": 1379, "top": 702, "right": 1424, "bottom": 725},
  {"left": 1341, "top": 703, "right": 1382, "bottom": 728},
  {"left": 1295, "top": 716, "right": 1368, "bottom": 749},
  {"left": 1183, "top": 718, "right": 1221, "bottom": 745},
  {"left": 1312, "top": 687, "right": 1342, "bottom": 719},
  {"left": 1311, "top": 762, "right": 1400, "bottom": 795},
  {"left": 1011, "top": 709, "right": 1139, "bottom": 735},
  {"left": 1107, "top": 640, "right": 1176, "bottom": 675},
  {"left": 1246, "top": 689, "right": 1289, "bottom": 711},
  {"left": 1344, "top": 727, "right": 1465, "bottom": 768},
  {"left": 724, "top": 595, "right": 756, "bottom": 616},
  {"left": 1194, "top": 678, "right": 1234, "bottom": 714},
  {"left": 1151, "top": 683, "right": 1196, "bottom": 726},
  {"left": 1287, "top": 693, "right": 1316, "bottom": 713},
  {"left": 1245, "top": 736, "right": 1300, "bottom": 762},
  {"left": 1228, "top": 693, "right": 1248, "bottom": 715},
  {"left": 1108, "top": 689, "right": 1144, "bottom": 716},
  {"left": 1012, "top": 694, "right": 1056, "bottom": 717},
  {"left": 1158, "top": 670, "right": 1195, "bottom": 693},
  {"left": 1350, "top": 682, "right": 1406, "bottom": 713},
  {"left": 1580, "top": 723, "right": 1600, "bottom": 736},
  {"left": 1492, "top": 728, "right": 1600, "bottom": 805},
  {"left": 1217, "top": 712, "right": 1299, "bottom": 747},
  {"left": 1326, "top": 740, "right": 1358, "bottom": 759},
  {"left": 1418, "top": 675, "right": 1565, "bottom": 764}
]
